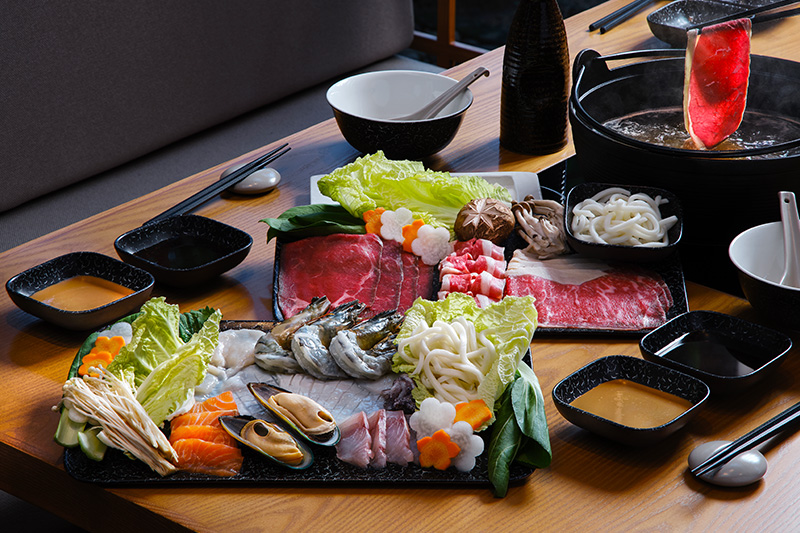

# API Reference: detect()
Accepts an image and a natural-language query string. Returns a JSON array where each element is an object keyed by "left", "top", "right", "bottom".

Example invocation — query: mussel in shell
[
  {"left": 247, "top": 383, "right": 340, "bottom": 446},
  {"left": 218, "top": 415, "right": 313, "bottom": 470}
]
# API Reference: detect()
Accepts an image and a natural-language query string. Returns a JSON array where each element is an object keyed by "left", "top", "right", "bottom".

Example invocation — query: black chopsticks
[
  {"left": 589, "top": 0, "right": 653, "bottom": 33},
  {"left": 688, "top": 0, "right": 799, "bottom": 31},
  {"left": 691, "top": 400, "right": 800, "bottom": 478},
  {"left": 145, "top": 143, "right": 290, "bottom": 225}
]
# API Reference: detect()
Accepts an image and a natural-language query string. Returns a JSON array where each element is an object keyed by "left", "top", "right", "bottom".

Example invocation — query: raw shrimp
[
  {"left": 254, "top": 297, "right": 331, "bottom": 374},
  {"left": 291, "top": 301, "right": 365, "bottom": 380},
  {"left": 329, "top": 310, "right": 404, "bottom": 380}
]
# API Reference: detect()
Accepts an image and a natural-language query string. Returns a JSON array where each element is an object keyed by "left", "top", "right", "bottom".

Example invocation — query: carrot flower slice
[
  {"left": 454, "top": 399, "right": 493, "bottom": 430},
  {"left": 363, "top": 207, "right": 386, "bottom": 235},
  {"left": 417, "top": 429, "right": 461, "bottom": 470},
  {"left": 78, "top": 336, "right": 126, "bottom": 376},
  {"left": 402, "top": 219, "right": 425, "bottom": 253}
]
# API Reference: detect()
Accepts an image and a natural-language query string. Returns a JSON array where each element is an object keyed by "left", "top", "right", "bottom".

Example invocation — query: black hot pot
[{"left": 569, "top": 49, "right": 800, "bottom": 291}]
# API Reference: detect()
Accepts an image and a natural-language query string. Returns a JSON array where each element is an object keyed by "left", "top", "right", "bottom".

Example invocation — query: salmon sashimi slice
[
  {"left": 169, "top": 425, "right": 236, "bottom": 447},
  {"left": 169, "top": 409, "right": 238, "bottom": 430},
  {"left": 172, "top": 438, "right": 243, "bottom": 477},
  {"left": 187, "top": 391, "right": 239, "bottom": 413},
  {"left": 684, "top": 18, "right": 752, "bottom": 149}
]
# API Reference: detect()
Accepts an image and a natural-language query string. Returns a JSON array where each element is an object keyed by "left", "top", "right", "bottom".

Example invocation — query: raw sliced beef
[
  {"left": 277, "top": 234, "right": 383, "bottom": 318},
  {"left": 384, "top": 410, "right": 414, "bottom": 467},
  {"left": 398, "top": 253, "right": 420, "bottom": 313},
  {"left": 684, "top": 18, "right": 752, "bottom": 149},
  {"left": 416, "top": 258, "right": 436, "bottom": 301},
  {"left": 505, "top": 250, "right": 671, "bottom": 330},
  {"left": 372, "top": 240, "right": 403, "bottom": 315},
  {"left": 336, "top": 411, "right": 373, "bottom": 468},
  {"left": 367, "top": 409, "right": 387, "bottom": 468}
]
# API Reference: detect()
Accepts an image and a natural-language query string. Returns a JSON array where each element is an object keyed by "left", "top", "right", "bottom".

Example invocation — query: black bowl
[
  {"left": 6, "top": 251, "right": 154, "bottom": 330},
  {"left": 326, "top": 70, "right": 473, "bottom": 160},
  {"left": 114, "top": 215, "right": 252, "bottom": 287},
  {"left": 565, "top": 182, "right": 683, "bottom": 263},
  {"left": 640, "top": 310, "right": 792, "bottom": 393},
  {"left": 552, "top": 355, "right": 710, "bottom": 446}
]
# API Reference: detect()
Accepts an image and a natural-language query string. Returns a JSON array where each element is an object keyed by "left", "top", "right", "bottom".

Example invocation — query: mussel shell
[
  {"left": 247, "top": 382, "right": 341, "bottom": 446},
  {"left": 218, "top": 415, "right": 314, "bottom": 470}
]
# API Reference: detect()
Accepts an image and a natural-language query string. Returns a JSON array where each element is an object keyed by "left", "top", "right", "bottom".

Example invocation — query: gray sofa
[{"left": 0, "top": 0, "right": 441, "bottom": 252}]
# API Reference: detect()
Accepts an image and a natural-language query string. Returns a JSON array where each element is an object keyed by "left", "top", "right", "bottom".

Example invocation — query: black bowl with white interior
[
  {"left": 326, "top": 70, "right": 473, "bottom": 160},
  {"left": 729, "top": 221, "right": 800, "bottom": 330},
  {"left": 565, "top": 182, "right": 683, "bottom": 263}
]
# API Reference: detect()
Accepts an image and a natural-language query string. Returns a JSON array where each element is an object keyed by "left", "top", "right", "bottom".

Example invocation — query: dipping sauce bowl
[
  {"left": 553, "top": 355, "right": 709, "bottom": 446},
  {"left": 115, "top": 214, "right": 252, "bottom": 287},
  {"left": 640, "top": 310, "right": 792, "bottom": 394},
  {"left": 6, "top": 251, "right": 154, "bottom": 330}
]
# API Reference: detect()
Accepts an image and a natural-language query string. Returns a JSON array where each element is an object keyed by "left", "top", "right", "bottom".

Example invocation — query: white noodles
[
  {"left": 395, "top": 316, "right": 497, "bottom": 405},
  {"left": 571, "top": 187, "right": 678, "bottom": 247}
]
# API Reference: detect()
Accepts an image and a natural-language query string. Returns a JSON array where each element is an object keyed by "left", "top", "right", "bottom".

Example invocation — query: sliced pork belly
[
  {"left": 277, "top": 234, "right": 383, "bottom": 318},
  {"left": 504, "top": 250, "right": 671, "bottom": 330},
  {"left": 441, "top": 271, "right": 506, "bottom": 300},
  {"left": 439, "top": 253, "right": 506, "bottom": 280},
  {"left": 367, "top": 409, "right": 387, "bottom": 468},
  {"left": 336, "top": 411, "right": 373, "bottom": 468},
  {"left": 384, "top": 410, "right": 414, "bottom": 466},
  {"left": 372, "top": 240, "right": 403, "bottom": 315},
  {"left": 453, "top": 238, "right": 504, "bottom": 261}
]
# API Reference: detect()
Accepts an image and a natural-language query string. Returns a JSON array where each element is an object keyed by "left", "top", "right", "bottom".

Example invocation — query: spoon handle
[
  {"left": 396, "top": 67, "right": 489, "bottom": 121},
  {"left": 779, "top": 191, "right": 800, "bottom": 287}
]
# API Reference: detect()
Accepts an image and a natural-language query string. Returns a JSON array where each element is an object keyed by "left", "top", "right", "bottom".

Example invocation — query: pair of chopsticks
[
  {"left": 589, "top": 0, "right": 653, "bottom": 34},
  {"left": 145, "top": 143, "right": 290, "bottom": 225},
  {"left": 691, "top": 400, "right": 800, "bottom": 478},
  {"left": 688, "top": 0, "right": 800, "bottom": 31}
]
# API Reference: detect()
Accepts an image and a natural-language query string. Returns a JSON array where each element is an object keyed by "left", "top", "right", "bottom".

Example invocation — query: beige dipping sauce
[
  {"left": 570, "top": 379, "right": 692, "bottom": 428},
  {"left": 32, "top": 275, "right": 133, "bottom": 311}
]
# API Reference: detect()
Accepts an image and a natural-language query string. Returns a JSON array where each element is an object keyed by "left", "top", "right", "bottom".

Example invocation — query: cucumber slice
[
  {"left": 78, "top": 426, "right": 107, "bottom": 461},
  {"left": 54, "top": 407, "right": 83, "bottom": 448}
]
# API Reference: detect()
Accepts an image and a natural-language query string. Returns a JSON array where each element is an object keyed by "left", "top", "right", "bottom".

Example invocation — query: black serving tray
[{"left": 63, "top": 320, "right": 534, "bottom": 487}]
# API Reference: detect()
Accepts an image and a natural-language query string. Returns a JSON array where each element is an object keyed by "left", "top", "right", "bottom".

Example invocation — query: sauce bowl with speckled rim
[
  {"left": 326, "top": 70, "right": 473, "bottom": 160},
  {"left": 552, "top": 355, "right": 710, "bottom": 446},
  {"left": 6, "top": 251, "right": 154, "bottom": 330}
]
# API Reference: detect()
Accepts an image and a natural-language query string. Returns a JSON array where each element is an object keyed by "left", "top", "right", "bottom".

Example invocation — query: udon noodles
[{"left": 571, "top": 187, "right": 678, "bottom": 247}]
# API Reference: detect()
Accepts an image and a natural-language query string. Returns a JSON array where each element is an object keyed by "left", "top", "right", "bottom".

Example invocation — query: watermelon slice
[{"left": 683, "top": 18, "right": 752, "bottom": 149}]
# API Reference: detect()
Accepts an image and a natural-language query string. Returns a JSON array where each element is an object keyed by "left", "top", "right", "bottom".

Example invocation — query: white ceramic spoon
[
  {"left": 393, "top": 67, "right": 489, "bottom": 121},
  {"left": 779, "top": 191, "right": 800, "bottom": 288}
]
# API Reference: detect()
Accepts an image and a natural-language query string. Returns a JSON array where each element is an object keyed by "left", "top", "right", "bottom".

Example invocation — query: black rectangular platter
[{"left": 63, "top": 320, "right": 534, "bottom": 487}]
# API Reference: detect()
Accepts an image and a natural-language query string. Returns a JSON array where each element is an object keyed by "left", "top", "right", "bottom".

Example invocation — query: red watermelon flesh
[{"left": 684, "top": 18, "right": 752, "bottom": 149}]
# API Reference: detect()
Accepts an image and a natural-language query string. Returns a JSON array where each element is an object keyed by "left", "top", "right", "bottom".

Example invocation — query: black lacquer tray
[{"left": 63, "top": 320, "right": 535, "bottom": 487}]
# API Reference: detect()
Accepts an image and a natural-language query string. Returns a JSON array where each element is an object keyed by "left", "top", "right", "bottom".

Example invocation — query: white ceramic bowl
[
  {"left": 326, "top": 70, "right": 473, "bottom": 159},
  {"left": 729, "top": 221, "right": 800, "bottom": 329}
]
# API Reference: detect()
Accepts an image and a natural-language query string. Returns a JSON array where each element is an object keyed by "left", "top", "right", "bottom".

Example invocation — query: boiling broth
[
  {"left": 32, "top": 275, "right": 133, "bottom": 311},
  {"left": 604, "top": 107, "right": 800, "bottom": 157},
  {"left": 655, "top": 330, "right": 760, "bottom": 376},
  {"left": 570, "top": 379, "right": 692, "bottom": 428}
]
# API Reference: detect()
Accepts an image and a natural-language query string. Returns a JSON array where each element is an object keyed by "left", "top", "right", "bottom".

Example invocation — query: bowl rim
[
  {"left": 326, "top": 69, "right": 473, "bottom": 123},
  {"left": 729, "top": 221, "right": 800, "bottom": 292}
]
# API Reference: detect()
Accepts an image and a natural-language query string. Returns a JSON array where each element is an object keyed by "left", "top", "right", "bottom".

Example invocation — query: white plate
[{"left": 309, "top": 171, "right": 542, "bottom": 205}]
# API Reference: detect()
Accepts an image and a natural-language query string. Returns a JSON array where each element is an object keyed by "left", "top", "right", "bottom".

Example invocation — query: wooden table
[{"left": 3, "top": 2, "right": 800, "bottom": 531}]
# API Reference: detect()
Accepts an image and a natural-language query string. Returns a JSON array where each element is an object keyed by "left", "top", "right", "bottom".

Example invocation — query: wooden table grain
[{"left": 3, "top": 2, "right": 800, "bottom": 531}]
